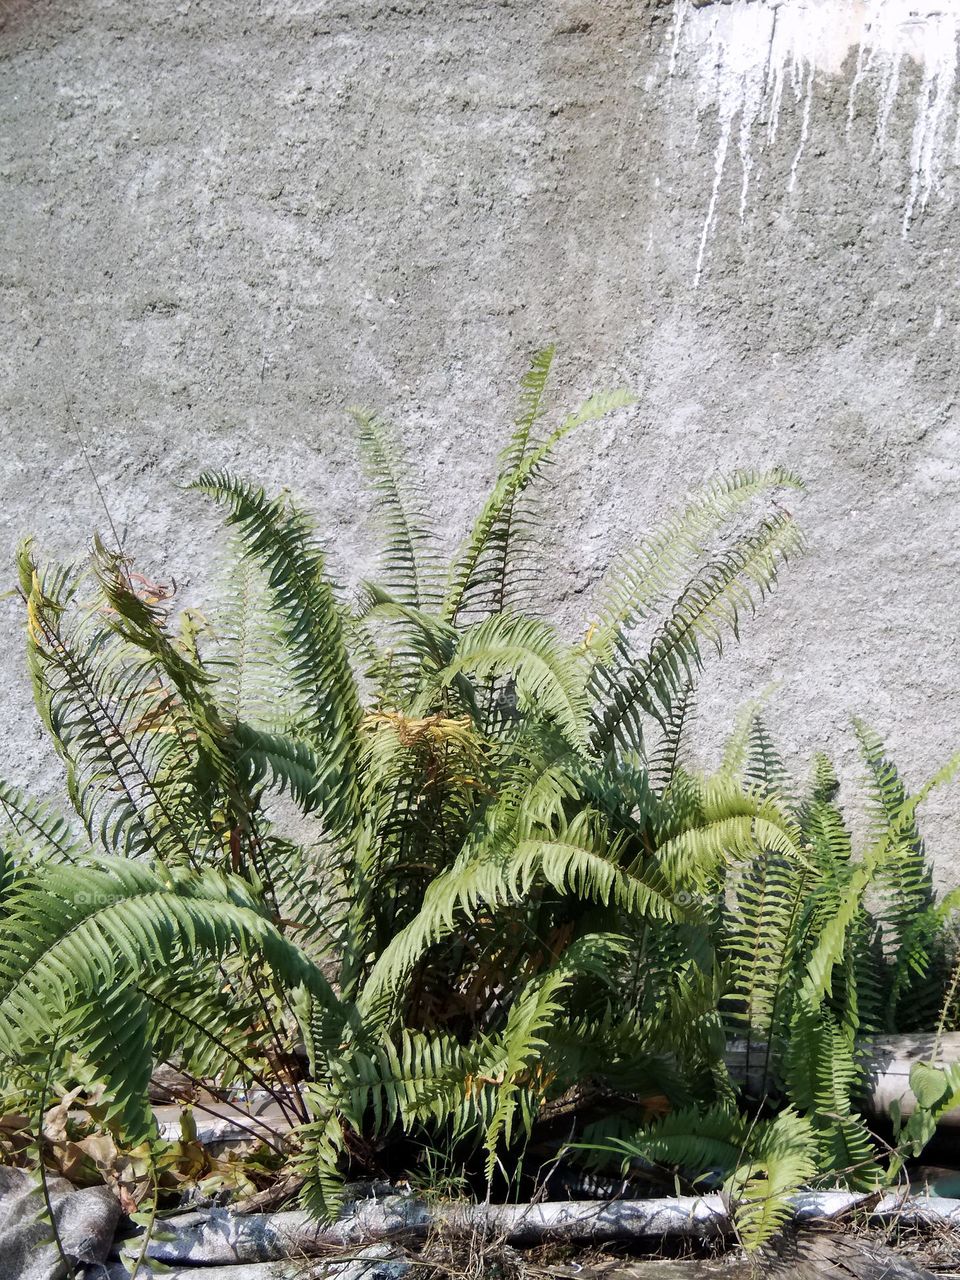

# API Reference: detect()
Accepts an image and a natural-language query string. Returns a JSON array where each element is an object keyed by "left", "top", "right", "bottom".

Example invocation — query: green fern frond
[
  {"left": 577, "top": 1104, "right": 816, "bottom": 1250},
  {"left": 729, "top": 1108, "right": 817, "bottom": 1248},
  {"left": 744, "top": 714, "right": 791, "bottom": 797},
  {"left": 724, "top": 846, "right": 811, "bottom": 1089},
  {"left": 585, "top": 468, "right": 804, "bottom": 668},
  {"left": 232, "top": 722, "right": 323, "bottom": 811},
  {"left": 800, "top": 750, "right": 960, "bottom": 1012},
  {"left": 851, "top": 720, "right": 947, "bottom": 1027},
  {"left": 353, "top": 409, "right": 441, "bottom": 609},
  {"left": 592, "top": 513, "right": 803, "bottom": 757},
  {"left": 20, "top": 543, "right": 201, "bottom": 863},
  {"left": 0, "top": 780, "right": 84, "bottom": 866},
  {"left": 783, "top": 1008, "right": 878, "bottom": 1187},
  {"left": 0, "top": 857, "right": 338, "bottom": 1151},
  {"left": 720, "top": 698, "right": 790, "bottom": 798},
  {"left": 460, "top": 346, "right": 555, "bottom": 621},
  {"left": 649, "top": 677, "right": 697, "bottom": 791},
  {"left": 359, "top": 815, "right": 677, "bottom": 1024},
  {"left": 442, "top": 377, "right": 634, "bottom": 624},
  {"left": 191, "top": 474, "right": 362, "bottom": 839},
  {"left": 295, "top": 1111, "right": 349, "bottom": 1220},
  {"left": 207, "top": 543, "right": 293, "bottom": 729},
  {"left": 439, "top": 613, "right": 590, "bottom": 751},
  {"left": 655, "top": 777, "right": 805, "bottom": 890},
  {"left": 481, "top": 933, "right": 628, "bottom": 1179},
  {"left": 61, "top": 981, "right": 154, "bottom": 1141}
]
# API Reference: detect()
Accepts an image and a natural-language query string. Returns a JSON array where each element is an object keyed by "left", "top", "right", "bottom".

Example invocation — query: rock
[
  {"left": 322, "top": 1245, "right": 411, "bottom": 1280},
  {"left": 0, "top": 1165, "right": 120, "bottom": 1280},
  {"left": 147, "top": 1062, "right": 198, "bottom": 1104}
]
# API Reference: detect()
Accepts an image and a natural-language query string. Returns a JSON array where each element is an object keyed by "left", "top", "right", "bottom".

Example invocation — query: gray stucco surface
[{"left": 2, "top": 0, "right": 959, "bottom": 876}]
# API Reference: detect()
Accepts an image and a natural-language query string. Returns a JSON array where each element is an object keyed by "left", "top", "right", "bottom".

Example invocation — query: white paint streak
[
  {"left": 668, "top": 0, "right": 689, "bottom": 78},
  {"left": 846, "top": 38, "right": 868, "bottom": 133},
  {"left": 903, "top": 28, "right": 958, "bottom": 232},
  {"left": 695, "top": 107, "right": 734, "bottom": 285},
  {"left": 789, "top": 64, "right": 814, "bottom": 192},
  {"left": 875, "top": 49, "right": 903, "bottom": 154},
  {"left": 677, "top": 0, "right": 960, "bottom": 281}
]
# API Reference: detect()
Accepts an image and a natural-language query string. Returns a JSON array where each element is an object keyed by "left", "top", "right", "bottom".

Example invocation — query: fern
[
  {"left": 438, "top": 613, "right": 591, "bottom": 752},
  {"left": 592, "top": 513, "right": 803, "bottom": 757},
  {"left": 0, "top": 779, "right": 85, "bottom": 865},
  {"left": 353, "top": 408, "right": 441, "bottom": 609},
  {"left": 207, "top": 543, "right": 292, "bottom": 729},
  {"left": 443, "top": 368, "right": 634, "bottom": 623},
  {"left": 20, "top": 545, "right": 204, "bottom": 865},
  {"left": 585, "top": 468, "right": 803, "bottom": 669},
  {"left": 579, "top": 1104, "right": 817, "bottom": 1250},
  {"left": 27, "top": 352, "right": 958, "bottom": 1246},
  {"left": 191, "top": 473, "right": 363, "bottom": 840},
  {"left": 0, "top": 857, "right": 337, "bottom": 1143}
]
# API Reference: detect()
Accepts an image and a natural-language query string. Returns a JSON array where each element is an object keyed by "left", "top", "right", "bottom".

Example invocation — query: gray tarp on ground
[
  {"left": 97, "top": 1242, "right": 412, "bottom": 1280},
  {"left": 0, "top": 1165, "right": 119, "bottom": 1280}
]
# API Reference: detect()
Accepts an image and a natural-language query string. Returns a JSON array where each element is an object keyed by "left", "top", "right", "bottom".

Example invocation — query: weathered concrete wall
[{"left": 2, "top": 0, "right": 960, "bottom": 871}]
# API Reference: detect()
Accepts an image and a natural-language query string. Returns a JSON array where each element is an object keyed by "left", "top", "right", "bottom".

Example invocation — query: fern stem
[
  {"left": 28, "top": 598, "right": 199, "bottom": 868},
  {"left": 124, "top": 1160, "right": 159, "bottom": 1280},
  {"left": 153, "top": 1071, "right": 290, "bottom": 1157},
  {"left": 33, "top": 1034, "right": 73, "bottom": 1279},
  {"left": 758, "top": 867, "right": 808, "bottom": 1099},
  {"left": 935, "top": 947, "right": 960, "bottom": 1053},
  {"left": 141, "top": 989, "right": 301, "bottom": 1132},
  {"left": 248, "top": 963, "right": 311, "bottom": 1125}
]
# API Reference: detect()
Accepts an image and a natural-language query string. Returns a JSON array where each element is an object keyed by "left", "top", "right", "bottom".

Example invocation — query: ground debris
[{"left": 760, "top": 1226, "right": 951, "bottom": 1280}]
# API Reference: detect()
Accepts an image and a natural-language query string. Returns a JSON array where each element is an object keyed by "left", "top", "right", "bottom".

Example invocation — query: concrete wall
[{"left": 2, "top": 0, "right": 959, "bottom": 873}]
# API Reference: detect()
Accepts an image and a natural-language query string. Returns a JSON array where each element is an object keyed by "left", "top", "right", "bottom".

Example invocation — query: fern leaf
[
  {"left": 592, "top": 513, "right": 803, "bottom": 757},
  {"left": 585, "top": 468, "right": 804, "bottom": 668},
  {"left": 439, "top": 614, "right": 590, "bottom": 752},
  {"left": 443, "top": 379, "right": 634, "bottom": 623},
  {"left": 481, "top": 934, "right": 628, "bottom": 1179},
  {"left": 359, "top": 815, "right": 676, "bottom": 1024},
  {"left": 0, "top": 780, "right": 84, "bottom": 865},
  {"left": 191, "top": 474, "right": 362, "bottom": 839},
  {"left": 353, "top": 409, "right": 441, "bottom": 609},
  {"left": 19, "top": 543, "right": 201, "bottom": 863},
  {"left": 0, "top": 858, "right": 338, "bottom": 1145},
  {"left": 729, "top": 1108, "right": 817, "bottom": 1249}
]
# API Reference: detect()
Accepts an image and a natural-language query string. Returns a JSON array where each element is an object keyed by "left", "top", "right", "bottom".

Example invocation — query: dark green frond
[
  {"left": 191, "top": 473, "right": 362, "bottom": 839},
  {"left": 443, "top": 372, "right": 634, "bottom": 623},
  {"left": 592, "top": 513, "right": 803, "bottom": 757},
  {"left": 0, "top": 780, "right": 85, "bottom": 866},
  {"left": 353, "top": 409, "right": 441, "bottom": 609}
]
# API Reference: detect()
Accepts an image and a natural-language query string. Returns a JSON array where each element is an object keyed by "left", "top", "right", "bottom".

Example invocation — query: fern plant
[
  {"left": 581, "top": 708, "right": 960, "bottom": 1224},
  {"left": 0, "top": 350, "right": 843, "bottom": 1251},
  {"left": 575, "top": 717, "right": 960, "bottom": 1248}
]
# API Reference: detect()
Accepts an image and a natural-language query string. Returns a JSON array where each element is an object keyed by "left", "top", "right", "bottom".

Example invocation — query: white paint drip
[
  {"left": 675, "top": 0, "right": 960, "bottom": 281},
  {"left": 875, "top": 50, "right": 903, "bottom": 154},
  {"left": 846, "top": 39, "right": 868, "bottom": 133},
  {"left": 695, "top": 107, "right": 734, "bottom": 285},
  {"left": 788, "top": 64, "right": 814, "bottom": 192},
  {"left": 668, "top": 0, "right": 689, "bottom": 78},
  {"left": 903, "top": 29, "right": 958, "bottom": 231}
]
